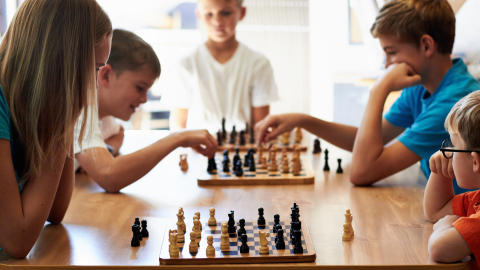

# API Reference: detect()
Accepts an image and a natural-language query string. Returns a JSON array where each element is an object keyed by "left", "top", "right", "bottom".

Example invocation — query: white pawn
[
  {"left": 189, "top": 232, "right": 198, "bottom": 252},
  {"left": 169, "top": 230, "right": 179, "bottom": 257},
  {"left": 195, "top": 211, "right": 202, "bottom": 231},
  {"left": 206, "top": 235, "right": 215, "bottom": 257},
  {"left": 192, "top": 215, "right": 199, "bottom": 231},
  {"left": 220, "top": 222, "right": 230, "bottom": 251},
  {"left": 194, "top": 219, "right": 201, "bottom": 239},
  {"left": 208, "top": 207, "right": 217, "bottom": 226}
]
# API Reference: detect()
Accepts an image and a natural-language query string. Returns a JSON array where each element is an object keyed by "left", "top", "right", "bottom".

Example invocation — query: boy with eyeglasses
[{"left": 424, "top": 91, "right": 480, "bottom": 264}]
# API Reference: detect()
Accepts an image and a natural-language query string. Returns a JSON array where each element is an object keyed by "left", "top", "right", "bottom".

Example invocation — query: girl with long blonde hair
[{"left": 0, "top": 0, "right": 112, "bottom": 257}]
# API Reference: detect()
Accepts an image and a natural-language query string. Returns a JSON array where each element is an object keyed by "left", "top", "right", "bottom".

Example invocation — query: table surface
[{"left": 0, "top": 131, "right": 475, "bottom": 269}]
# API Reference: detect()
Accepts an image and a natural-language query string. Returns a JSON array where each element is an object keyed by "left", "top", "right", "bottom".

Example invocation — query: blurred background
[{"left": 2, "top": 0, "right": 479, "bottom": 130}]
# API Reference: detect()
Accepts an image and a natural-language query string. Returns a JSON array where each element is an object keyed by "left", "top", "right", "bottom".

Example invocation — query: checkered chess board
[
  {"left": 216, "top": 132, "right": 307, "bottom": 152},
  {"left": 159, "top": 220, "right": 316, "bottom": 265},
  {"left": 197, "top": 154, "right": 315, "bottom": 186}
]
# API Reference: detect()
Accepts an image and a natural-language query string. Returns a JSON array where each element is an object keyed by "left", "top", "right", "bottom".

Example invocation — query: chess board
[
  {"left": 217, "top": 132, "right": 307, "bottom": 152},
  {"left": 159, "top": 220, "right": 316, "bottom": 265},
  {"left": 197, "top": 153, "right": 315, "bottom": 186}
]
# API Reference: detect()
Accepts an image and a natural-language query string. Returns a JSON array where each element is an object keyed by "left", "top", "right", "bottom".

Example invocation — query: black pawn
[
  {"left": 239, "top": 131, "right": 246, "bottom": 146},
  {"left": 141, "top": 220, "right": 149, "bottom": 237},
  {"left": 244, "top": 153, "right": 250, "bottom": 167},
  {"left": 134, "top": 218, "right": 142, "bottom": 240},
  {"left": 222, "top": 118, "right": 227, "bottom": 140},
  {"left": 293, "top": 230, "right": 303, "bottom": 254},
  {"left": 273, "top": 214, "right": 280, "bottom": 233},
  {"left": 240, "top": 234, "right": 249, "bottom": 253},
  {"left": 232, "top": 125, "right": 237, "bottom": 137},
  {"left": 131, "top": 225, "right": 140, "bottom": 247},
  {"left": 207, "top": 157, "right": 217, "bottom": 173},
  {"left": 222, "top": 158, "right": 230, "bottom": 173},
  {"left": 313, "top": 138, "right": 321, "bottom": 154},
  {"left": 257, "top": 207, "right": 266, "bottom": 226},
  {"left": 237, "top": 218, "right": 246, "bottom": 237},
  {"left": 249, "top": 125, "right": 255, "bottom": 144},
  {"left": 228, "top": 211, "right": 235, "bottom": 233},
  {"left": 276, "top": 229, "right": 286, "bottom": 249},
  {"left": 337, "top": 159, "right": 343, "bottom": 173},
  {"left": 235, "top": 160, "right": 244, "bottom": 177},
  {"left": 233, "top": 148, "right": 240, "bottom": 171},
  {"left": 249, "top": 159, "right": 256, "bottom": 172},
  {"left": 217, "top": 130, "right": 223, "bottom": 146},
  {"left": 323, "top": 149, "right": 330, "bottom": 171},
  {"left": 274, "top": 224, "right": 282, "bottom": 243}
]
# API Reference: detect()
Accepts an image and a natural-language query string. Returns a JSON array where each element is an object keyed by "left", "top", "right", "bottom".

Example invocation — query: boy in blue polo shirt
[{"left": 255, "top": 0, "right": 480, "bottom": 192}]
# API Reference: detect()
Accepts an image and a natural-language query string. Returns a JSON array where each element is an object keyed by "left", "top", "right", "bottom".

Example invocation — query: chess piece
[
  {"left": 134, "top": 218, "right": 142, "bottom": 241},
  {"left": 222, "top": 118, "right": 227, "bottom": 140},
  {"left": 207, "top": 157, "right": 217, "bottom": 173},
  {"left": 220, "top": 222, "right": 230, "bottom": 251},
  {"left": 274, "top": 224, "right": 282, "bottom": 243},
  {"left": 222, "top": 156, "right": 230, "bottom": 173},
  {"left": 141, "top": 220, "right": 149, "bottom": 238},
  {"left": 261, "top": 157, "right": 268, "bottom": 170},
  {"left": 282, "top": 148, "right": 287, "bottom": 160},
  {"left": 240, "top": 234, "right": 249, "bottom": 253},
  {"left": 195, "top": 211, "right": 202, "bottom": 231},
  {"left": 323, "top": 149, "right": 330, "bottom": 171},
  {"left": 291, "top": 156, "right": 300, "bottom": 174},
  {"left": 249, "top": 124, "right": 255, "bottom": 144},
  {"left": 295, "top": 127, "right": 303, "bottom": 143},
  {"left": 273, "top": 214, "right": 280, "bottom": 233},
  {"left": 233, "top": 148, "right": 240, "bottom": 171},
  {"left": 237, "top": 218, "right": 246, "bottom": 237},
  {"left": 179, "top": 154, "right": 188, "bottom": 172},
  {"left": 269, "top": 150, "right": 278, "bottom": 171},
  {"left": 337, "top": 159, "right": 343, "bottom": 174},
  {"left": 257, "top": 146, "right": 264, "bottom": 163},
  {"left": 259, "top": 231, "right": 270, "bottom": 254},
  {"left": 194, "top": 220, "right": 201, "bottom": 239},
  {"left": 189, "top": 231, "right": 198, "bottom": 252},
  {"left": 177, "top": 208, "right": 186, "bottom": 233},
  {"left": 229, "top": 125, "right": 237, "bottom": 144},
  {"left": 249, "top": 158, "right": 256, "bottom": 172},
  {"left": 313, "top": 138, "right": 322, "bottom": 154},
  {"left": 244, "top": 153, "right": 250, "bottom": 168},
  {"left": 228, "top": 210, "right": 235, "bottom": 233},
  {"left": 276, "top": 229, "right": 286, "bottom": 249},
  {"left": 239, "top": 130, "right": 246, "bottom": 146},
  {"left": 208, "top": 207, "right": 217, "bottom": 226},
  {"left": 293, "top": 230, "right": 303, "bottom": 253},
  {"left": 258, "top": 207, "right": 266, "bottom": 226},
  {"left": 176, "top": 215, "right": 185, "bottom": 242},
  {"left": 206, "top": 235, "right": 215, "bottom": 257},
  {"left": 235, "top": 160, "right": 244, "bottom": 176},
  {"left": 281, "top": 132, "right": 290, "bottom": 145},
  {"left": 268, "top": 145, "right": 277, "bottom": 161},
  {"left": 169, "top": 230, "right": 179, "bottom": 257},
  {"left": 342, "top": 209, "right": 354, "bottom": 241},
  {"left": 217, "top": 130, "right": 223, "bottom": 146},
  {"left": 131, "top": 225, "right": 140, "bottom": 247},
  {"left": 192, "top": 215, "right": 199, "bottom": 231}
]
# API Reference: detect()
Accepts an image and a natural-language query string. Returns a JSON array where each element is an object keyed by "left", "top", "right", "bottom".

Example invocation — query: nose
[
  {"left": 140, "top": 90, "right": 148, "bottom": 104},
  {"left": 213, "top": 14, "right": 224, "bottom": 26},
  {"left": 384, "top": 57, "right": 392, "bottom": 69}
]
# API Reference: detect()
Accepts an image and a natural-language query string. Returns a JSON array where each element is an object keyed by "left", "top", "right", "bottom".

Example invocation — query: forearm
[
  {"left": 424, "top": 173, "right": 455, "bottom": 222},
  {"left": 429, "top": 226, "right": 471, "bottom": 263},
  {"left": 104, "top": 131, "right": 124, "bottom": 156},
  {"left": 48, "top": 150, "right": 74, "bottom": 224},
  {"left": 298, "top": 114, "right": 358, "bottom": 151}
]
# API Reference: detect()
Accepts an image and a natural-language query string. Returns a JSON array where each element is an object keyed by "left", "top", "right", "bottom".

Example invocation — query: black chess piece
[
  {"left": 235, "top": 160, "right": 244, "bottom": 176},
  {"left": 249, "top": 159, "right": 256, "bottom": 172},
  {"left": 207, "top": 157, "right": 217, "bottom": 173},
  {"left": 245, "top": 123, "right": 249, "bottom": 134},
  {"left": 222, "top": 118, "right": 227, "bottom": 140},
  {"left": 273, "top": 214, "right": 280, "bottom": 233},
  {"left": 323, "top": 149, "right": 330, "bottom": 171},
  {"left": 228, "top": 211, "right": 235, "bottom": 233},
  {"left": 229, "top": 126, "right": 237, "bottom": 144},
  {"left": 274, "top": 224, "right": 282, "bottom": 243},
  {"left": 276, "top": 229, "right": 286, "bottom": 249},
  {"left": 131, "top": 224, "right": 140, "bottom": 247},
  {"left": 239, "top": 130, "right": 246, "bottom": 146},
  {"left": 134, "top": 218, "right": 142, "bottom": 241},
  {"left": 232, "top": 125, "right": 237, "bottom": 137},
  {"left": 222, "top": 157, "right": 230, "bottom": 173},
  {"left": 237, "top": 218, "right": 246, "bottom": 237},
  {"left": 293, "top": 230, "right": 303, "bottom": 254},
  {"left": 337, "top": 159, "right": 343, "bottom": 173},
  {"left": 223, "top": 149, "right": 230, "bottom": 162},
  {"left": 233, "top": 148, "right": 240, "bottom": 171},
  {"left": 240, "top": 234, "right": 249, "bottom": 253},
  {"left": 249, "top": 125, "right": 255, "bottom": 144},
  {"left": 313, "top": 138, "right": 321, "bottom": 154},
  {"left": 217, "top": 131, "right": 223, "bottom": 146},
  {"left": 244, "top": 153, "right": 250, "bottom": 168},
  {"left": 141, "top": 220, "right": 149, "bottom": 237},
  {"left": 257, "top": 207, "right": 266, "bottom": 226}
]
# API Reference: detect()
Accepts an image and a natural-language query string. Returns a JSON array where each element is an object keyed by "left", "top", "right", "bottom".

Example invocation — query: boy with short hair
[
  {"left": 163, "top": 0, "right": 279, "bottom": 133},
  {"left": 256, "top": 0, "right": 480, "bottom": 189},
  {"left": 423, "top": 91, "right": 480, "bottom": 264},
  {"left": 74, "top": 29, "right": 217, "bottom": 193}
]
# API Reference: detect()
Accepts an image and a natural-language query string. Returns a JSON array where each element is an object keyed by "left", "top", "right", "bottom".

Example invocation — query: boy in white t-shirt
[
  {"left": 164, "top": 0, "right": 279, "bottom": 133},
  {"left": 74, "top": 29, "right": 217, "bottom": 193}
]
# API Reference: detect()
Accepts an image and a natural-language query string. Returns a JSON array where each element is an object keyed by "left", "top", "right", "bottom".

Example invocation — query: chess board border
[
  {"left": 197, "top": 155, "right": 315, "bottom": 186},
  {"left": 159, "top": 220, "right": 316, "bottom": 265}
]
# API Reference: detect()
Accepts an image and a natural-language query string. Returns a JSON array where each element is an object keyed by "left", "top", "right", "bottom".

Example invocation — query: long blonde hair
[{"left": 0, "top": 0, "right": 112, "bottom": 183}]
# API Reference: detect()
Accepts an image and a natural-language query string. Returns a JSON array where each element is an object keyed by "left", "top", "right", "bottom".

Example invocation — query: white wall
[{"left": 453, "top": 0, "right": 480, "bottom": 61}]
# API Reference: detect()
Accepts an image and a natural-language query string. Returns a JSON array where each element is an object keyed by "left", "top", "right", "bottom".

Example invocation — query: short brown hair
[
  {"left": 445, "top": 91, "right": 480, "bottom": 149},
  {"left": 108, "top": 29, "right": 161, "bottom": 78},
  {"left": 371, "top": 0, "right": 455, "bottom": 54},
  {"left": 198, "top": 0, "right": 243, "bottom": 7}
]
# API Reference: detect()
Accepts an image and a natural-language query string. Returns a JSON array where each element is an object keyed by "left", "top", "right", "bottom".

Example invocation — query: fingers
[
  {"left": 430, "top": 155, "right": 437, "bottom": 174},
  {"left": 255, "top": 116, "right": 275, "bottom": 144},
  {"left": 447, "top": 158, "right": 455, "bottom": 179}
]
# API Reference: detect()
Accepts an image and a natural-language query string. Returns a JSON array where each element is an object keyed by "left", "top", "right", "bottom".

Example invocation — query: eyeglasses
[{"left": 440, "top": 139, "right": 480, "bottom": 159}]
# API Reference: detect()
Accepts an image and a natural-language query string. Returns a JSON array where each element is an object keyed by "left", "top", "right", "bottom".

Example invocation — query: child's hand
[
  {"left": 255, "top": 113, "right": 305, "bottom": 144},
  {"left": 376, "top": 63, "right": 422, "bottom": 92},
  {"left": 176, "top": 129, "right": 217, "bottom": 158},
  {"left": 430, "top": 150, "right": 455, "bottom": 179},
  {"left": 433, "top": 215, "right": 461, "bottom": 231}
]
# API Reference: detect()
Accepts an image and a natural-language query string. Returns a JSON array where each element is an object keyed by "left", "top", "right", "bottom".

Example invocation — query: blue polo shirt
[
  {"left": 385, "top": 58, "right": 480, "bottom": 193},
  {"left": 0, "top": 86, "right": 20, "bottom": 185}
]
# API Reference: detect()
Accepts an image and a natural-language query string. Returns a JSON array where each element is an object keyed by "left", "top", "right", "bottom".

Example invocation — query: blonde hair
[
  {"left": 445, "top": 91, "right": 480, "bottom": 149},
  {"left": 0, "top": 0, "right": 112, "bottom": 184},
  {"left": 198, "top": 0, "right": 243, "bottom": 7},
  {"left": 371, "top": 0, "right": 455, "bottom": 54}
]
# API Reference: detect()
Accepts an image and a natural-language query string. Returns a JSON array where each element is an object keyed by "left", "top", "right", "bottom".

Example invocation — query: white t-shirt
[
  {"left": 162, "top": 42, "right": 279, "bottom": 132},
  {"left": 73, "top": 113, "right": 121, "bottom": 171}
]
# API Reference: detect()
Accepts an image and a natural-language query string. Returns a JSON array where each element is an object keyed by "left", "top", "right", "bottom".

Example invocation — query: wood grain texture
[{"left": 0, "top": 131, "right": 475, "bottom": 269}]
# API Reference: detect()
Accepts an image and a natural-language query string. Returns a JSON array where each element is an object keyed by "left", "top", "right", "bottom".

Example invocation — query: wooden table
[{"left": 0, "top": 131, "right": 475, "bottom": 269}]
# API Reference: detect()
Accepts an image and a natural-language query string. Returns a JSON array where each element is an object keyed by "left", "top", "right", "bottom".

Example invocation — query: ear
[
  {"left": 98, "top": 64, "right": 113, "bottom": 89},
  {"left": 239, "top": 7, "right": 246, "bottom": 20},
  {"left": 472, "top": 152, "right": 480, "bottom": 173},
  {"left": 195, "top": 9, "right": 201, "bottom": 20},
  {"left": 420, "top": 34, "right": 435, "bottom": 58}
]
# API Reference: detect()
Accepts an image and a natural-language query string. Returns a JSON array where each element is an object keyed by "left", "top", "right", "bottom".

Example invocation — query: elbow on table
[
  {"left": 429, "top": 236, "right": 466, "bottom": 263},
  {"left": 349, "top": 168, "right": 376, "bottom": 186},
  {"left": 94, "top": 169, "right": 122, "bottom": 194},
  {"left": 2, "top": 238, "right": 35, "bottom": 259}
]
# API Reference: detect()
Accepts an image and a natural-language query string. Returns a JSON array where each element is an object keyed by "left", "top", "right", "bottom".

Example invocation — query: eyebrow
[{"left": 383, "top": 46, "right": 394, "bottom": 50}]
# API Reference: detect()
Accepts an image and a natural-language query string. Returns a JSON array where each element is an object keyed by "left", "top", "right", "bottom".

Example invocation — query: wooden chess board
[
  {"left": 197, "top": 153, "right": 315, "bottom": 186},
  {"left": 217, "top": 132, "right": 307, "bottom": 152},
  {"left": 159, "top": 220, "right": 316, "bottom": 265}
]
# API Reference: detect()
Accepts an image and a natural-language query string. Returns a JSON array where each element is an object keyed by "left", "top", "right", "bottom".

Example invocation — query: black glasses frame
[{"left": 440, "top": 139, "right": 480, "bottom": 159}]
